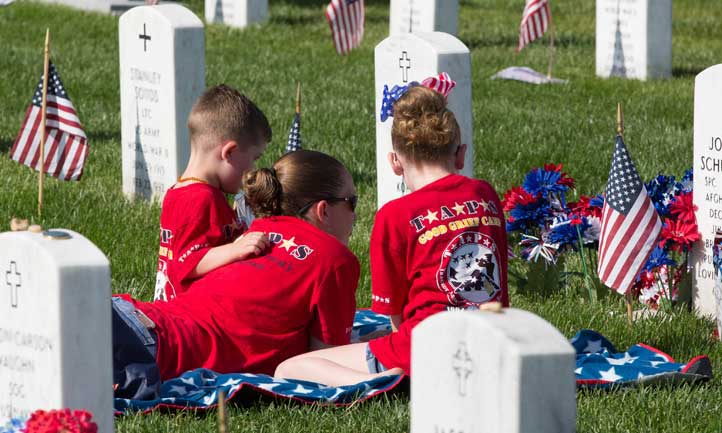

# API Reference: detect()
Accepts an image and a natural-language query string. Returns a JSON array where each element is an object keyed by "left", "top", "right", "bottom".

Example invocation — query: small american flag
[
  {"left": 597, "top": 135, "right": 662, "bottom": 294},
  {"left": 517, "top": 0, "right": 551, "bottom": 52},
  {"left": 326, "top": 0, "right": 365, "bottom": 56},
  {"left": 286, "top": 112, "right": 301, "bottom": 153},
  {"left": 10, "top": 61, "right": 88, "bottom": 181}
]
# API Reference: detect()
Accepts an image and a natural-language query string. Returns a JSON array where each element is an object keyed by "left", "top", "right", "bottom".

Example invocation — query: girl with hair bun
[
  {"left": 276, "top": 85, "right": 508, "bottom": 386},
  {"left": 111, "top": 150, "right": 369, "bottom": 399}
]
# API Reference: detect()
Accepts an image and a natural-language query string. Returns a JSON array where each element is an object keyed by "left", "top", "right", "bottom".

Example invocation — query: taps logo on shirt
[
  {"left": 436, "top": 231, "right": 502, "bottom": 306},
  {"left": 268, "top": 232, "right": 315, "bottom": 261}
]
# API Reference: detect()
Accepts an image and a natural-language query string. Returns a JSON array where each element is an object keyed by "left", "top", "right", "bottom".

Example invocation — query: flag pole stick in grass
[
  {"left": 218, "top": 389, "right": 227, "bottom": 433},
  {"left": 617, "top": 102, "right": 635, "bottom": 326},
  {"left": 38, "top": 28, "right": 50, "bottom": 218},
  {"left": 546, "top": 3, "right": 555, "bottom": 79}
]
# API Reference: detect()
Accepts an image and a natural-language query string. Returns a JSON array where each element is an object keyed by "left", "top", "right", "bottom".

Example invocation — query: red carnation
[
  {"left": 670, "top": 192, "right": 697, "bottom": 224},
  {"left": 659, "top": 219, "right": 701, "bottom": 253},
  {"left": 501, "top": 186, "right": 539, "bottom": 212},
  {"left": 24, "top": 409, "right": 97, "bottom": 433}
]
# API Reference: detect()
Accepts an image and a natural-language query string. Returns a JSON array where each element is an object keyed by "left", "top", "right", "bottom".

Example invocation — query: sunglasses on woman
[{"left": 297, "top": 195, "right": 358, "bottom": 216}]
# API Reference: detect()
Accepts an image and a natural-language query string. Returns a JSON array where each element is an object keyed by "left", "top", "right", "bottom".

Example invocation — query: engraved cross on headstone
[
  {"left": 5, "top": 261, "right": 21, "bottom": 308},
  {"left": 139, "top": 23, "right": 152, "bottom": 52},
  {"left": 452, "top": 341, "right": 473, "bottom": 396},
  {"left": 399, "top": 51, "right": 411, "bottom": 83}
]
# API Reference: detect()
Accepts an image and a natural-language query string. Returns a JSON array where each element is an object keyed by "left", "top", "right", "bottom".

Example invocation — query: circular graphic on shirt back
[{"left": 436, "top": 231, "right": 502, "bottom": 306}]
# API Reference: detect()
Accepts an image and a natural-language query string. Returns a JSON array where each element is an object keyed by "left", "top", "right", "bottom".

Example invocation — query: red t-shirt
[
  {"left": 135, "top": 216, "right": 359, "bottom": 379},
  {"left": 154, "top": 183, "right": 241, "bottom": 301},
  {"left": 368, "top": 174, "right": 509, "bottom": 374}
]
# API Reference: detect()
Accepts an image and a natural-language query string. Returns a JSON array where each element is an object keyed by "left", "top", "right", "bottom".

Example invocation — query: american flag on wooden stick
[
  {"left": 517, "top": 0, "right": 551, "bottom": 52},
  {"left": 10, "top": 61, "right": 88, "bottom": 181},
  {"left": 597, "top": 135, "right": 662, "bottom": 294},
  {"left": 326, "top": 0, "right": 364, "bottom": 56}
]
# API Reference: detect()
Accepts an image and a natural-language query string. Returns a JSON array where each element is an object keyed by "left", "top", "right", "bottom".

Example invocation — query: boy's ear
[
  {"left": 220, "top": 140, "right": 238, "bottom": 161},
  {"left": 454, "top": 143, "right": 467, "bottom": 171},
  {"left": 388, "top": 152, "right": 404, "bottom": 176}
]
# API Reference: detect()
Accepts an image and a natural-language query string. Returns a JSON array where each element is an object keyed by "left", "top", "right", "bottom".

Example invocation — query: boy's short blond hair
[{"left": 188, "top": 84, "right": 272, "bottom": 152}]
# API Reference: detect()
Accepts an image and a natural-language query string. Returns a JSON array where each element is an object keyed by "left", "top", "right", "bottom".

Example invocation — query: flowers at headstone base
[
  {"left": 19, "top": 409, "right": 97, "bottom": 433},
  {"left": 502, "top": 163, "right": 600, "bottom": 298},
  {"left": 503, "top": 164, "right": 698, "bottom": 310},
  {"left": 0, "top": 417, "right": 25, "bottom": 433},
  {"left": 630, "top": 169, "right": 699, "bottom": 311}
]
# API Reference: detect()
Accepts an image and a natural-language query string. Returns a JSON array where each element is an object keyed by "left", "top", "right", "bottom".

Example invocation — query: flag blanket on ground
[
  {"left": 572, "top": 329, "right": 711, "bottom": 388},
  {"left": 114, "top": 312, "right": 711, "bottom": 414}
]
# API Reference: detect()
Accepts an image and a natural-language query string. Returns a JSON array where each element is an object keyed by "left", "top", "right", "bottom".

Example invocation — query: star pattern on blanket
[{"left": 114, "top": 315, "right": 712, "bottom": 414}]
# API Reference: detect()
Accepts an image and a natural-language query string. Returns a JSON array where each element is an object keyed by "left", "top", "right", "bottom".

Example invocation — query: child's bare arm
[{"left": 190, "top": 232, "right": 270, "bottom": 277}]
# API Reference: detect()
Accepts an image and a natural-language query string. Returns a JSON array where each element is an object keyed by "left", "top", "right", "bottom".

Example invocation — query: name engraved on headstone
[
  {"left": 692, "top": 64, "right": 722, "bottom": 318},
  {"left": 0, "top": 229, "right": 113, "bottom": 431},
  {"left": 0, "top": 327, "right": 54, "bottom": 420},
  {"left": 120, "top": 5, "right": 205, "bottom": 202},
  {"left": 596, "top": 0, "right": 671, "bottom": 80}
]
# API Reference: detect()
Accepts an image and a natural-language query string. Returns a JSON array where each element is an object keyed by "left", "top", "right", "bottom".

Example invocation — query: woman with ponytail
[{"left": 111, "top": 150, "right": 363, "bottom": 399}]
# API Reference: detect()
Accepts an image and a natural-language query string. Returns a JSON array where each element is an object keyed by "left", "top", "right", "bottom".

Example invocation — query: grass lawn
[{"left": 2, "top": 0, "right": 722, "bottom": 431}]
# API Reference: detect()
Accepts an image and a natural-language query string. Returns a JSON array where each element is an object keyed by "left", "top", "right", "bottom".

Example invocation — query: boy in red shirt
[
  {"left": 275, "top": 85, "right": 508, "bottom": 385},
  {"left": 154, "top": 85, "right": 272, "bottom": 301}
]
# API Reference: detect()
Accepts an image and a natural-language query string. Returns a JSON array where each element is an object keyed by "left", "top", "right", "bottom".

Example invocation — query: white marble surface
[
  {"left": 119, "top": 4, "right": 205, "bottom": 201},
  {"left": 389, "top": 0, "right": 457, "bottom": 36},
  {"left": 692, "top": 64, "right": 722, "bottom": 320},
  {"left": 411, "top": 308, "right": 575, "bottom": 433},
  {"left": 0, "top": 229, "right": 112, "bottom": 432},
  {"left": 374, "top": 32, "right": 473, "bottom": 208},
  {"left": 595, "top": 0, "right": 672, "bottom": 80},
  {"left": 205, "top": 0, "right": 268, "bottom": 28}
]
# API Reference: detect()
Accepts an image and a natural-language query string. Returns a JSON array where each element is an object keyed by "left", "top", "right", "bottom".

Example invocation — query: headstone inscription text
[
  {"left": 119, "top": 4, "right": 205, "bottom": 202},
  {"left": 0, "top": 230, "right": 113, "bottom": 432},
  {"left": 692, "top": 64, "right": 722, "bottom": 320},
  {"left": 595, "top": 0, "right": 672, "bottom": 80}
]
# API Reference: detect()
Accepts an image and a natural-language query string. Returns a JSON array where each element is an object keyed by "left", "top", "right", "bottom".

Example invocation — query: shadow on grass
[
  {"left": 272, "top": 0, "right": 390, "bottom": 6},
  {"left": 0, "top": 138, "right": 14, "bottom": 154},
  {"left": 672, "top": 67, "right": 704, "bottom": 78},
  {"left": 462, "top": 34, "right": 594, "bottom": 50},
  {"left": 88, "top": 130, "right": 121, "bottom": 143}
]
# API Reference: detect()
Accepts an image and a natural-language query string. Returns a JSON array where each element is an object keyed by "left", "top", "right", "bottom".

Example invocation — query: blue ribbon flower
[{"left": 380, "top": 82, "right": 418, "bottom": 122}]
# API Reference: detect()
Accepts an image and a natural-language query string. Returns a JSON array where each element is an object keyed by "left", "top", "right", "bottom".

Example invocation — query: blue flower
[
  {"left": 0, "top": 418, "right": 26, "bottom": 433},
  {"left": 547, "top": 216, "right": 591, "bottom": 250},
  {"left": 506, "top": 200, "right": 551, "bottom": 234},
  {"left": 680, "top": 168, "right": 693, "bottom": 193},
  {"left": 522, "top": 167, "right": 571, "bottom": 201},
  {"left": 645, "top": 174, "right": 678, "bottom": 218},
  {"left": 642, "top": 245, "right": 677, "bottom": 273},
  {"left": 589, "top": 194, "right": 605, "bottom": 209}
]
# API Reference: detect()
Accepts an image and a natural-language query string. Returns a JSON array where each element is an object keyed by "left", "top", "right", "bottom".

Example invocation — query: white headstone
[
  {"left": 205, "top": 0, "right": 268, "bottom": 28},
  {"left": 389, "top": 0, "right": 458, "bottom": 36},
  {"left": 595, "top": 0, "right": 672, "bottom": 80},
  {"left": 0, "top": 229, "right": 112, "bottom": 432},
  {"left": 692, "top": 64, "right": 722, "bottom": 320},
  {"left": 411, "top": 309, "right": 576, "bottom": 433},
  {"left": 119, "top": 4, "right": 205, "bottom": 201},
  {"left": 374, "top": 32, "right": 473, "bottom": 208}
]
